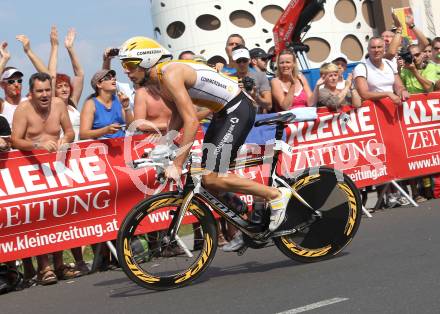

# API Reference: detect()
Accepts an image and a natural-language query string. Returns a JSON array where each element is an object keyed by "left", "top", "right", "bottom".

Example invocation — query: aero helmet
[{"left": 119, "top": 36, "right": 172, "bottom": 69}]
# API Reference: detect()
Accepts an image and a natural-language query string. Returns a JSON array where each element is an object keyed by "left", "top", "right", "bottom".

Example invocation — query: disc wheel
[
  {"left": 273, "top": 167, "right": 362, "bottom": 263},
  {"left": 117, "top": 192, "right": 217, "bottom": 290}
]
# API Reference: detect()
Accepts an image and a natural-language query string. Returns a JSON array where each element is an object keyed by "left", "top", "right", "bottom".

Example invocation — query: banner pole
[
  {"left": 106, "top": 241, "right": 119, "bottom": 262},
  {"left": 362, "top": 206, "right": 373, "bottom": 218},
  {"left": 390, "top": 180, "right": 419, "bottom": 207}
]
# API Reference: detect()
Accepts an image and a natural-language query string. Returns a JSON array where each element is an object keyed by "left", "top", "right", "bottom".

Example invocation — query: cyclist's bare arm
[{"left": 161, "top": 64, "right": 199, "bottom": 169}]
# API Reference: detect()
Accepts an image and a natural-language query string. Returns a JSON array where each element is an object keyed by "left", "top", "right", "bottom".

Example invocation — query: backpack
[{"left": 0, "top": 264, "right": 23, "bottom": 294}]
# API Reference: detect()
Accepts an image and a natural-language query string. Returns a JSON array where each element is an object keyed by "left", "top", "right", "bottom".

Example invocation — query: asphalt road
[{"left": 2, "top": 199, "right": 440, "bottom": 314}]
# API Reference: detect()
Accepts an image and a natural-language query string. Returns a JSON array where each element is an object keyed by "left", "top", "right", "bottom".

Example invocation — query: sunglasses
[
  {"left": 236, "top": 58, "right": 249, "bottom": 64},
  {"left": 99, "top": 74, "right": 116, "bottom": 82},
  {"left": 121, "top": 60, "right": 141, "bottom": 70},
  {"left": 4, "top": 79, "right": 23, "bottom": 84}
]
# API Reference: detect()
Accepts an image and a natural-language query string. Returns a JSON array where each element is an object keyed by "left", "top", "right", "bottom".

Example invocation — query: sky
[{"left": 0, "top": 0, "right": 153, "bottom": 108}]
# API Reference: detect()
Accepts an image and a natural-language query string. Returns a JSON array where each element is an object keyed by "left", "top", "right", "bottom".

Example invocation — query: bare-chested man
[
  {"left": 11, "top": 72, "right": 74, "bottom": 285},
  {"left": 12, "top": 72, "right": 74, "bottom": 152}
]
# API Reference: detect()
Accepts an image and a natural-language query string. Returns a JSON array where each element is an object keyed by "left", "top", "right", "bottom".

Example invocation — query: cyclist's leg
[{"left": 201, "top": 92, "right": 290, "bottom": 231}]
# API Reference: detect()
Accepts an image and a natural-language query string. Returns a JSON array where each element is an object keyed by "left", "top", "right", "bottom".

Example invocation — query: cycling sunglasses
[
  {"left": 4, "top": 79, "right": 23, "bottom": 84},
  {"left": 121, "top": 60, "right": 142, "bottom": 71}
]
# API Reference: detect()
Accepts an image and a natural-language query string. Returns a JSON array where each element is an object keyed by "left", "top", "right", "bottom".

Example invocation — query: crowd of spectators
[{"left": 1, "top": 9, "right": 440, "bottom": 293}]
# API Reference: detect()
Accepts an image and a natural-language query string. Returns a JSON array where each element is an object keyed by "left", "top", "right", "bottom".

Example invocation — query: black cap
[
  {"left": 332, "top": 56, "right": 348, "bottom": 65},
  {"left": 0, "top": 115, "right": 11, "bottom": 136},
  {"left": 250, "top": 48, "right": 273, "bottom": 60}
]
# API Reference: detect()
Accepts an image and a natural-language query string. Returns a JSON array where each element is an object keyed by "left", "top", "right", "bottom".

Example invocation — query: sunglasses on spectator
[
  {"left": 236, "top": 58, "right": 249, "bottom": 64},
  {"left": 100, "top": 74, "right": 116, "bottom": 82},
  {"left": 4, "top": 79, "right": 23, "bottom": 84},
  {"left": 121, "top": 60, "right": 141, "bottom": 70}
]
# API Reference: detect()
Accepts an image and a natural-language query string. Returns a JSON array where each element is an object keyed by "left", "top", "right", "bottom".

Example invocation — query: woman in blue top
[{"left": 80, "top": 69, "right": 133, "bottom": 139}]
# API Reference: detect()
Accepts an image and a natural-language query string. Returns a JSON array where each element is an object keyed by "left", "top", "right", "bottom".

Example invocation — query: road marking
[{"left": 276, "top": 297, "right": 349, "bottom": 314}]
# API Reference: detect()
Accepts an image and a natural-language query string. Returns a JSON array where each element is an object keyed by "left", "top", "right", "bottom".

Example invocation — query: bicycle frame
[{"left": 168, "top": 121, "right": 315, "bottom": 242}]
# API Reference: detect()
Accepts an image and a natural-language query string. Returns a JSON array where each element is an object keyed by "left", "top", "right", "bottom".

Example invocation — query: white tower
[{"left": 150, "top": 0, "right": 377, "bottom": 68}]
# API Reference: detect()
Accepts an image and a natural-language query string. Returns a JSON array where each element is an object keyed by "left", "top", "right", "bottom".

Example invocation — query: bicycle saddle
[{"left": 254, "top": 112, "right": 296, "bottom": 127}]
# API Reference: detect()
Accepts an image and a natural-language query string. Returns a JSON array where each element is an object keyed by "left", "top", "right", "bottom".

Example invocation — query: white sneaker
[
  {"left": 222, "top": 232, "right": 244, "bottom": 252},
  {"left": 268, "top": 187, "right": 292, "bottom": 232}
]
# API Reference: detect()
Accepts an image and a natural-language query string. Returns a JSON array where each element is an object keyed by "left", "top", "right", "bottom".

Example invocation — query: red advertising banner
[
  {"left": 394, "top": 93, "right": 440, "bottom": 177},
  {"left": 280, "top": 101, "right": 392, "bottom": 187},
  {"left": 1, "top": 93, "right": 439, "bottom": 261}
]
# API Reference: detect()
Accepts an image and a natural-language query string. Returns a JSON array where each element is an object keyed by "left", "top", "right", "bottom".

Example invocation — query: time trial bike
[{"left": 116, "top": 112, "right": 362, "bottom": 290}]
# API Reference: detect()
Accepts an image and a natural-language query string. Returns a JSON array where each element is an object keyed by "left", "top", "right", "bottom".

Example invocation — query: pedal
[
  {"left": 236, "top": 245, "right": 248, "bottom": 256},
  {"left": 254, "top": 230, "right": 271, "bottom": 241}
]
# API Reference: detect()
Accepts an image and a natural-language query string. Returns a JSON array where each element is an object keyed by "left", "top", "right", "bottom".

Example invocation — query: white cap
[
  {"left": 1, "top": 68, "right": 23, "bottom": 81},
  {"left": 232, "top": 48, "right": 250, "bottom": 61}
]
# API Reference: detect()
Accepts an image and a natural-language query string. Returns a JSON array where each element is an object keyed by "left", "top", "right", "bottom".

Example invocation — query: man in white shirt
[
  {"left": 0, "top": 67, "right": 26, "bottom": 126},
  {"left": 352, "top": 37, "right": 410, "bottom": 208},
  {"left": 352, "top": 37, "right": 409, "bottom": 105}
]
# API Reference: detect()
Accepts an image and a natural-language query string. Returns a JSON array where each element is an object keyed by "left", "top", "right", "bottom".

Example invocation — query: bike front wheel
[
  {"left": 273, "top": 166, "right": 362, "bottom": 263},
  {"left": 117, "top": 192, "right": 217, "bottom": 290}
]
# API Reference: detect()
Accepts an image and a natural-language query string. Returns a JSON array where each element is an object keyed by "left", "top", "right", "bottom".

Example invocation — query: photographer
[
  {"left": 231, "top": 45, "right": 272, "bottom": 113},
  {"left": 400, "top": 44, "right": 437, "bottom": 93}
]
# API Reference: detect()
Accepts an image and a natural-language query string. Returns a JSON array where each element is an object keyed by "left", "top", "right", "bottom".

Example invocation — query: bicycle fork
[{"left": 167, "top": 190, "right": 195, "bottom": 258}]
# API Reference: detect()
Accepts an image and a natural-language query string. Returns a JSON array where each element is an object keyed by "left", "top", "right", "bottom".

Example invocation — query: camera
[
  {"left": 108, "top": 48, "right": 120, "bottom": 57},
  {"left": 398, "top": 49, "right": 413, "bottom": 64},
  {"left": 242, "top": 76, "right": 255, "bottom": 92}
]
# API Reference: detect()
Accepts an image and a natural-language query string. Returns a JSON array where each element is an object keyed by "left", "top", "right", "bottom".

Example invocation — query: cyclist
[{"left": 119, "top": 37, "right": 291, "bottom": 248}]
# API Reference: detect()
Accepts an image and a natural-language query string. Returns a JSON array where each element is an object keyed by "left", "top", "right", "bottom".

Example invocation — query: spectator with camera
[
  {"left": 231, "top": 45, "right": 272, "bottom": 113},
  {"left": 271, "top": 49, "right": 313, "bottom": 111},
  {"left": 0, "top": 39, "right": 27, "bottom": 127},
  {"left": 429, "top": 37, "right": 440, "bottom": 90},
  {"left": 80, "top": 69, "right": 133, "bottom": 139},
  {"left": 103, "top": 47, "right": 137, "bottom": 112},
  {"left": 384, "top": 12, "right": 429, "bottom": 63},
  {"left": 400, "top": 44, "right": 437, "bottom": 94}
]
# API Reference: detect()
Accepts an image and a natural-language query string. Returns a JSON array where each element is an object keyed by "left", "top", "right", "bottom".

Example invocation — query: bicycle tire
[
  {"left": 273, "top": 166, "right": 362, "bottom": 263},
  {"left": 117, "top": 192, "right": 217, "bottom": 290}
]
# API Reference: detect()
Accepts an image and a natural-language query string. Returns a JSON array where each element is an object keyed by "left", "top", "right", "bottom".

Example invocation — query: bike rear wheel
[
  {"left": 274, "top": 166, "right": 362, "bottom": 263},
  {"left": 117, "top": 192, "right": 217, "bottom": 290}
]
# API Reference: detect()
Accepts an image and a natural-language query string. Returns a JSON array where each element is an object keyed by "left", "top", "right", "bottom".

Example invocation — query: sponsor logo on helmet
[{"left": 137, "top": 49, "right": 162, "bottom": 56}]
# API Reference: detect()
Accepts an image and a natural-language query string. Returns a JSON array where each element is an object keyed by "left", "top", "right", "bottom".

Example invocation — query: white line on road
[{"left": 276, "top": 297, "right": 349, "bottom": 314}]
